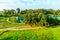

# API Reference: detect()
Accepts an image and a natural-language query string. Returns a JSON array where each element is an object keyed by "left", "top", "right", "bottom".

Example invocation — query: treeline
[
  {"left": 1, "top": 8, "right": 60, "bottom": 16},
  {"left": 0, "top": 8, "right": 60, "bottom": 27},
  {"left": 0, "top": 8, "right": 20, "bottom": 16}
]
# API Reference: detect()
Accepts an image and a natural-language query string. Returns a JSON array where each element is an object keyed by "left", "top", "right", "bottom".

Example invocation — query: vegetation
[
  {"left": 0, "top": 27, "right": 60, "bottom": 40},
  {"left": 0, "top": 8, "right": 60, "bottom": 40},
  {"left": 0, "top": 8, "right": 60, "bottom": 27}
]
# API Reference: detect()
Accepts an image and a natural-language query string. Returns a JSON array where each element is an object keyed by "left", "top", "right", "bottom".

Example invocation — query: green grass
[
  {"left": 0, "top": 17, "right": 7, "bottom": 22},
  {"left": 0, "top": 17, "right": 25, "bottom": 29},
  {"left": 0, "top": 27, "right": 60, "bottom": 40},
  {"left": 0, "top": 22, "right": 25, "bottom": 29}
]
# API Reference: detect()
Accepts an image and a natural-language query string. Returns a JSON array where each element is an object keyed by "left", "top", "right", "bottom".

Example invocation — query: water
[{"left": 15, "top": 16, "right": 24, "bottom": 23}]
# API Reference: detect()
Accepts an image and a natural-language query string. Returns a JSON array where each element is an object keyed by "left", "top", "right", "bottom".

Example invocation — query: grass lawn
[{"left": 0, "top": 27, "right": 60, "bottom": 40}]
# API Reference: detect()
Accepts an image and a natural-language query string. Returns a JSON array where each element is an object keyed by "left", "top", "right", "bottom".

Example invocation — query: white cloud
[
  {"left": 21, "top": 0, "right": 33, "bottom": 2},
  {"left": 30, "top": 0, "right": 60, "bottom": 6},
  {"left": 0, "top": 0, "right": 17, "bottom": 10},
  {"left": 0, "top": 0, "right": 60, "bottom": 10},
  {"left": 0, "top": 0, "right": 14, "bottom": 3}
]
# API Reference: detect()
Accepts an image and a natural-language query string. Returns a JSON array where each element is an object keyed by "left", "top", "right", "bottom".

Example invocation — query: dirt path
[{"left": 0, "top": 26, "right": 46, "bottom": 31}]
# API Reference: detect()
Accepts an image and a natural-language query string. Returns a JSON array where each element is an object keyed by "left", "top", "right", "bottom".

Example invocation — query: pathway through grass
[{"left": 0, "top": 27, "right": 60, "bottom": 40}]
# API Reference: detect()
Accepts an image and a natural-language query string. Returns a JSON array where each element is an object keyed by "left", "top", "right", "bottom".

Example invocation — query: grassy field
[
  {"left": 0, "top": 17, "right": 60, "bottom": 40},
  {"left": 0, "top": 22, "right": 26, "bottom": 29},
  {"left": 0, "top": 17, "right": 24, "bottom": 29},
  {"left": 0, "top": 27, "right": 60, "bottom": 40}
]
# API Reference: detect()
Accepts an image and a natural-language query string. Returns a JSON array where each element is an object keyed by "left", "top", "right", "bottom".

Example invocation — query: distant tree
[
  {"left": 10, "top": 9, "right": 16, "bottom": 16},
  {"left": 47, "top": 9, "right": 56, "bottom": 15},
  {"left": 16, "top": 8, "right": 21, "bottom": 16},
  {"left": 56, "top": 10, "right": 60, "bottom": 15},
  {"left": 3, "top": 9, "right": 8, "bottom": 16},
  {"left": 16, "top": 8, "right": 20, "bottom": 13}
]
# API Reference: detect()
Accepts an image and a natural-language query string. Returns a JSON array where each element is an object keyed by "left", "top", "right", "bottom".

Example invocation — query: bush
[{"left": 9, "top": 16, "right": 18, "bottom": 23}]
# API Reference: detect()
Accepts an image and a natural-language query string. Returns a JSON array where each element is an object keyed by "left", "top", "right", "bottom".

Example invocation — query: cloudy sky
[{"left": 0, "top": 0, "right": 60, "bottom": 10}]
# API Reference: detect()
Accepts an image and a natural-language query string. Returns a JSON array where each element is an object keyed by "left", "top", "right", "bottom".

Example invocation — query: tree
[
  {"left": 56, "top": 10, "right": 60, "bottom": 15},
  {"left": 10, "top": 9, "right": 16, "bottom": 16},
  {"left": 3, "top": 9, "right": 8, "bottom": 16},
  {"left": 16, "top": 8, "right": 20, "bottom": 13}
]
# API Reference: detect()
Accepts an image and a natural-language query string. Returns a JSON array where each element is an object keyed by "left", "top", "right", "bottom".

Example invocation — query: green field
[
  {"left": 0, "top": 27, "right": 60, "bottom": 40},
  {"left": 0, "top": 22, "right": 24, "bottom": 29},
  {"left": 0, "top": 8, "right": 60, "bottom": 40},
  {"left": 0, "top": 17, "right": 24, "bottom": 29}
]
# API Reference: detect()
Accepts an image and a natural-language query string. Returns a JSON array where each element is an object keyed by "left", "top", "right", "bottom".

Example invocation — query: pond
[
  {"left": 15, "top": 16, "right": 24, "bottom": 23},
  {"left": 0, "top": 16, "right": 24, "bottom": 23}
]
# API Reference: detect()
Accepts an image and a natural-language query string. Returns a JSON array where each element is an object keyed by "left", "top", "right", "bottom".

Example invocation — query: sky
[{"left": 0, "top": 0, "right": 60, "bottom": 11}]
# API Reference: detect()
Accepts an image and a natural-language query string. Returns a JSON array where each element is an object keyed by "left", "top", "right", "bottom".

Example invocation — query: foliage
[
  {"left": 0, "top": 8, "right": 60, "bottom": 27},
  {"left": 0, "top": 27, "right": 60, "bottom": 40}
]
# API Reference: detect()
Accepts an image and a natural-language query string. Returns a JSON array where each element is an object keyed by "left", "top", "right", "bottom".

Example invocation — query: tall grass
[{"left": 0, "top": 27, "right": 60, "bottom": 40}]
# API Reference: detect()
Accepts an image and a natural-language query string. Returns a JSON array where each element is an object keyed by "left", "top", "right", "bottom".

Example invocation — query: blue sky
[{"left": 0, "top": 0, "right": 60, "bottom": 10}]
